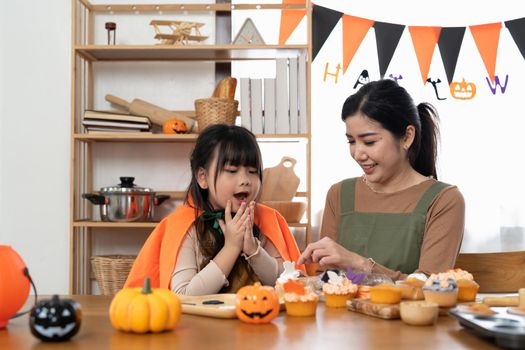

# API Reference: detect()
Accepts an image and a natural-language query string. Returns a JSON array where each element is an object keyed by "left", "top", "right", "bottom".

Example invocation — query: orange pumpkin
[
  {"left": 236, "top": 282, "right": 279, "bottom": 324},
  {"left": 162, "top": 118, "right": 188, "bottom": 134},
  {"left": 0, "top": 246, "right": 30, "bottom": 329},
  {"left": 450, "top": 78, "right": 476, "bottom": 100}
]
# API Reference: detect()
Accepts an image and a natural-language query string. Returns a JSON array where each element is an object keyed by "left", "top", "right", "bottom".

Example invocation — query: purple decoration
[{"left": 346, "top": 267, "right": 366, "bottom": 285}]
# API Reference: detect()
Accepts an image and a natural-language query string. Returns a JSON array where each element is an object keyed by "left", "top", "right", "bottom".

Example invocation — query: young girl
[{"left": 125, "top": 124, "right": 304, "bottom": 294}]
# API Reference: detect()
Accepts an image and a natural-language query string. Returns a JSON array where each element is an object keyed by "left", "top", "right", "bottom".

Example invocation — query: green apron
[{"left": 337, "top": 178, "right": 448, "bottom": 274}]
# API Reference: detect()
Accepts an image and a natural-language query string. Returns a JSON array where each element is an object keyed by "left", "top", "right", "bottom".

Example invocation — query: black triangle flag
[
  {"left": 312, "top": 4, "right": 343, "bottom": 61},
  {"left": 505, "top": 17, "right": 525, "bottom": 60},
  {"left": 438, "top": 27, "right": 466, "bottom": 85},
  {"left": 373, "top": 22, "right": 405, "bottom": 78}
]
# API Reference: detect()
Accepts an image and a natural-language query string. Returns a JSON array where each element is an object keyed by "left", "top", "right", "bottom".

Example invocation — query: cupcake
[
  {"left": 423, "top": 273, "right": 458, "bottom": 307},
  {"left": 322, "top": 271, "right": 358, "bottom": 308},
  {"left": 397, "top": 273, "right": 426, "bottom": 300},
  {"left": 370, "top": 283, "right": 403, "bottom": 304},
  {"left": 275, "top": 261, "right": 302, "bottom": 302},
  {"left": 445, "top": 268, "right": 479, "bottom": 302},
  {"left": 283, "top": 280, "right": 319, "bottom": 317}
]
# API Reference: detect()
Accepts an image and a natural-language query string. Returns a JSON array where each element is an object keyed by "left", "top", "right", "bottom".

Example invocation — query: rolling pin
[{"left": 105, "top": 94, "right": 195, "bottom": 131}]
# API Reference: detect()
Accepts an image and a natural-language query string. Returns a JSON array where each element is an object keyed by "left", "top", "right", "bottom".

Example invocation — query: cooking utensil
[
  {"left": 105, "top": 94, "right": 195, "bottom": 131},
  {"left": 259, "top": 156, "right": 300, "bottom": 201},
  {"left": 82, "top": 177, "right": 170, "bottom": 222}
]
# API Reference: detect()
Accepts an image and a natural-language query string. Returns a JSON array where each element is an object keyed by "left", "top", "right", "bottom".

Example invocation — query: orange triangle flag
[
  {"left": 469, "top": 23, "right": 502, "bottom": 83},
  {"left": 342, "top": 15, "right": 374, "bottom": 73},
  {"left": 409, "top": 26, "right": 441, "bottom": 84},
  {"left": 279, "top": 0, "right": 307, "bottom": 45}
]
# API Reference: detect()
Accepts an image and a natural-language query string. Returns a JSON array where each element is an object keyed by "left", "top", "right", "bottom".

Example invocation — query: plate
[{"left": 179, "top": 293, "right": 238, "bottom": 319}]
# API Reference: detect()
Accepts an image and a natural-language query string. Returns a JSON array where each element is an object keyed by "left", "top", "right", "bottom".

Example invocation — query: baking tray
[
  {"left": 179, "top": 293, "right": 238, "bottom": 319},
  {"left": 449, "top": 307, "right": 525, "bottom": 349}
]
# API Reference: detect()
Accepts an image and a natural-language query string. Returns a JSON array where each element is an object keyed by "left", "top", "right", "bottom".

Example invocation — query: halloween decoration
[
  {"left": 0, "top": 245, "right": 30, "bottom": 329},
  {"left": 236, "top": 282, "right": 280, "bottom": 324},
  {"left": 29, "top": 295, "right": 81, "bottom": 342},
  {"left": 162, "top": 117, "right": 188, "bottom": 134},
  {"left": 450, "top": 78, "right": 476, "bottom": 100},
  {"left": 109, "top": 277, "right": 181, "bottom": 333}
]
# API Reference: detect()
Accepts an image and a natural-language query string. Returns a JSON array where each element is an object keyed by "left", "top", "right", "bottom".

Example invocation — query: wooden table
[{"left": 0, "top": 295, "right": 499, "bottom": 349}]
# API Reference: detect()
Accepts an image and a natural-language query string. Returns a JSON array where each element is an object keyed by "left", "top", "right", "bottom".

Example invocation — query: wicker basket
[
  {"left": 194, "top": 97, "right": 239, "bottom": 132},
  {"left": 91, "top": 255, "right": 136, "bottom": 295}
]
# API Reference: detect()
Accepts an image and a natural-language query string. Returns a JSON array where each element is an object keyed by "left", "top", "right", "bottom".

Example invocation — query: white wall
[
  {"left": 0, "top": 2, "right": 71, "bottom": 294},
  {"left": 310, "top": 0, "right": 525, "bottom": 254}
]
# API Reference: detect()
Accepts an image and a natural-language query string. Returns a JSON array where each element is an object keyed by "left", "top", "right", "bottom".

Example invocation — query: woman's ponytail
[{"left": 413, "top": 103, "right": 440, "bottom": 179}]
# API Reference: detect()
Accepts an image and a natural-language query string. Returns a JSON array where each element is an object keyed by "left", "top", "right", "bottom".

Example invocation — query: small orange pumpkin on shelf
[
  {"left": 236, "top": 282, "right": 279, "bottom": 324},
  {"left": 162, "top": 118, "right": 188, "bottom": 134}
]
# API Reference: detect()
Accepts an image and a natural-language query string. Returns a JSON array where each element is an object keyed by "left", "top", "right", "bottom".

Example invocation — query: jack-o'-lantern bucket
[{"left": 0, "top": 245, "right": 30, "bottom": 328}]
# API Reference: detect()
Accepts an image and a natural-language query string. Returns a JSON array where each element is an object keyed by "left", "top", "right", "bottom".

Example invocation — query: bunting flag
[
  {"left": 279, "top": 0, "right": 307, "bottom": 45},
  {"left": 342, "top": 15, "right": 375, "bottom": 74},
  {"left": 308, "top": 3, "right": 524, "bottom": 86},
  {"left": 374, "top": 22, "right": 405, "bottom": 78},
  {"left": 470, "top": 23, "right": 502, "bottom": 83},
  {"left": 312, "top": 4, "right": 343, "bottom": 60},
  {"left": 438, "top": 27, "right": 466, "bottom": 85},
  {"left": 505, "top": 17, "right": 525, "bottom": 60},
  {"left": 409, "top": 26, "right": 441, "bottom": 84}
]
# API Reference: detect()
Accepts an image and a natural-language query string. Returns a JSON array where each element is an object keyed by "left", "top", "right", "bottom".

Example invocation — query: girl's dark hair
[
  {"left": 341, "top": 79, "right": 440, "bottom": 179},
  {"left": 185, "top": 124, "right": 263, "bottom": 270}
]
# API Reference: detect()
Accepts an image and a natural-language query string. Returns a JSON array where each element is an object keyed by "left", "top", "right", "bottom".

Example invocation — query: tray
[
  {"left": 449, "top": 307, "right": 525, "bottom": 349},
  {"left": 179, "top": 293, "right": 238, "bottom": 319}
]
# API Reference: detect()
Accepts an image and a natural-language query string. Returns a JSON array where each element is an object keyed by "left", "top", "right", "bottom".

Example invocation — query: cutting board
[
  {"left": 179, "top": 293, "right": 238, "bottom": 319},
  {"left": 259, "top": 157, "right": 300, "bottom": 201},
  {"left": 347, "top": 299, "right": 400, "bottom": 319}
]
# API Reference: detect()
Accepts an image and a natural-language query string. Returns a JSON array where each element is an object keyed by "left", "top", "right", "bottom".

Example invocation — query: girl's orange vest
[{"left": 125, "top": 203, "right": 305, "bottom": 289}]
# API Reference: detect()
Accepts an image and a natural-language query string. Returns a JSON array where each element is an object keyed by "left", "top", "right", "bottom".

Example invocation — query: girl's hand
[
  {"left": 242, "top": 201, "right": 258, "bottom": 256},
  {"left": 218, "top": 200, "right": 249, "bottom": 253},
  {"left": 297, "top": 237, "right": 368, "bottom": 271}
]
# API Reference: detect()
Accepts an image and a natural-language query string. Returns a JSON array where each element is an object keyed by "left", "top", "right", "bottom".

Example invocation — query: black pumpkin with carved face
[{"left": 29, "top": 295, "right": 82, "bottom": 342}]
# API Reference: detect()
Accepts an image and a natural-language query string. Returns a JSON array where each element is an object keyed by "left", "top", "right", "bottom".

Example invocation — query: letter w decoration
[{"left": 486, "top": 74, "right": 509, "bottom": 95}]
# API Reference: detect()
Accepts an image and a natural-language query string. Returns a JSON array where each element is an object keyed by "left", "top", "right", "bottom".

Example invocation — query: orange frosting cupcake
[{"left": 370, "top": 283, "right": 403, "bottom": 304}]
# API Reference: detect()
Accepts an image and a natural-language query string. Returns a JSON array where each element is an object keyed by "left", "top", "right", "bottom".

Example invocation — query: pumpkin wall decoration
[
  {"left": 109, "top": 277, "right": 181, "bottom": 333},
  {"left": 0, "top": 245, "right": 30, "bottom": 329},
  {"left": 29, "top": 295, "right": 82, "bottom": 342},
  {"left": 235, "top": 282, "right": 280, "bottom": 324},
  {"left": 450, "top": 78, "right": 477, "bottom": 100}
]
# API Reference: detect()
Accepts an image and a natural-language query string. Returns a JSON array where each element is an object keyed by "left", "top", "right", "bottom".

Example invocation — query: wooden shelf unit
[{"left": 71, "top": 0, "right": 312, "bottom": 294}]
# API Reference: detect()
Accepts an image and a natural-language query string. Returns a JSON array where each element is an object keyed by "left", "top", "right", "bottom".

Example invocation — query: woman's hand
[
  {"left": 242, "top": 201, "right": 258, "bottom": 256},
  {"left": 297, "top": 237, "right": 368, "bottom": 270},
  {"left": 218, "top": 200, "right": 249, "bottom": 253}
]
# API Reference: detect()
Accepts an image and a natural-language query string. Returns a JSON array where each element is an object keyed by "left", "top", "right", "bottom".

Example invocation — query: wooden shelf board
[
  {"left": 89, "top": 3, "right": 306, "bottom": 12},
  {"left": 73, "top": 133, "right": 308, "bottom": 142},
  {"left": 74, "top": 45, "right": 308, "bottom": 61},
  {"left": 74, "top": 220, "right": 307, "bottom": 228},
  {"left": 74, "top": 221, "right": 158, "bottom": 228}
]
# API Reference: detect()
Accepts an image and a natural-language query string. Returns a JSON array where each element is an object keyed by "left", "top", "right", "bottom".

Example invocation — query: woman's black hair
[{"left": 341, "top": 79, "right": 440, "bottom": 179}]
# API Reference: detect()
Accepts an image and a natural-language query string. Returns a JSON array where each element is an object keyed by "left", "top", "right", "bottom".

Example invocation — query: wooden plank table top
[{"left": 0, "top": 295, "right": 500, "bottom": 350}]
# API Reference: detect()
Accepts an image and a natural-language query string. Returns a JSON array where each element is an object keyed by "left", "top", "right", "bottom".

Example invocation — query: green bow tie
[{"left": 200, "top": 210, "right": 225, "bottom": 235}]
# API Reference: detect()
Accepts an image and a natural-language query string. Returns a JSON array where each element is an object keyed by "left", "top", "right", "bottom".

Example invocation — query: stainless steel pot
[{"left": 82, "top": 177, "right": 170, "bottom": 222}]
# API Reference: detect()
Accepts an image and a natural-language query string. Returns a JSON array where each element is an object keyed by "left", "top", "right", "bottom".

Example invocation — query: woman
[{"left": 298, "top": 79, "right": 465, "bottom": 281}]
